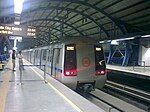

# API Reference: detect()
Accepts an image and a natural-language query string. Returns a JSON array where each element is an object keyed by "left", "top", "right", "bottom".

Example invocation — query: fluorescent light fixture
[
  {"left": 116, "top": 37, "right": 135, "bottom": 41},
  {"left": 14, "top": 0, "right": 24, "bottom": 14},
  {"left": 111, "top": 40, "right": 119, "bottom": 45},
  {"left": 99, "top": 41, "right": 105, "bottom": 44},
  {"left": 99, "top": 37, "right": 135, "bottom": 45},
  {"left": 14, "top": 21, "right": 20, "bottom": 25},
  {"left": 141, "top": 35, "right": 150, "bottom": 38},
  {"left": 99, "top": 40, "right": 111, "bottom": 43}
]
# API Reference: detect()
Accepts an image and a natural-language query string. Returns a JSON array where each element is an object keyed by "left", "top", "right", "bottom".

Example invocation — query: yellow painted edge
[
  {"left": 0, "top": 62, "right": 12, "bottom": 112},
  {"left": 24, "top": 61, "right": 83, "bottom": 112}
]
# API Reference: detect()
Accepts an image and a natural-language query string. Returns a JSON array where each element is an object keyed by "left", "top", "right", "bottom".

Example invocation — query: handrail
[
  {"left": 133, "top": 61, "right": 145, "bottom": 71},
  {"left": 19, "top": 64, "right": 47, "bottom": 85}
]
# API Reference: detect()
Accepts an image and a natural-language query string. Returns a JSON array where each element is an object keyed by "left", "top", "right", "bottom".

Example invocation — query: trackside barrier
[
  {"left": 133, "top": 61, "right": 145, "bottom": 71},
  {"left": 0, "top": 54, "right": 9, "bottom": 70},
  {"left": 0, "top": 54, "right": 9, "bottom": 62},
  {"left": 19, "top": 64, "right": 47, "bottom": 85}
]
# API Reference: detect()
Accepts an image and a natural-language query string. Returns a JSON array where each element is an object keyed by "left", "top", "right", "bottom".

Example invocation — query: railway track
[
  {"left": 102, "top": 80, "right": 150, "bottom": 111},
  {"left": 77, "top": 80, "right": 149, "bottom": 111},
  {"left": 89, "top": 92, "right": 124, "bottom": 112}
]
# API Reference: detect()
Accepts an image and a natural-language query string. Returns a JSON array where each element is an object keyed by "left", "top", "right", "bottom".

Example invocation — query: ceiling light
[
  {"left": 14, "top": 0, "right": 24, "bottom": 14},
  {"left": 111, "top": 40, "right": 119, "bottom": 45},
  {"left": 141, "top": 35, "right": 150, "bottom": 38}
]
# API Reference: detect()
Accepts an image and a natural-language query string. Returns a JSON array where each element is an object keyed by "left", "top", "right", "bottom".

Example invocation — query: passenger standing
[
  {"left": 12, "top": 50, "right": 16, "bottom": 71},
  {"left": 18, "top": 51, "right": 24, "bottom": 70}
]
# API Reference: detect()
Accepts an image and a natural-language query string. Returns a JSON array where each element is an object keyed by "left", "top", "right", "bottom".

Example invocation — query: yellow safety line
[
  {"left": 0, "top": 62, "right": 11, "bottom": 112},
  {"left": 24, "top": 61, "right": 83, "bottom": 112}
]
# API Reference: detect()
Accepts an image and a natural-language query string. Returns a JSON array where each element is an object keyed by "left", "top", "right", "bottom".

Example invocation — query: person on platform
[
  {"left": 12, "top": 50, "right": 16, "bottom": 71},
  {"left": 17, "top": 51, "right": 24, "bottom": 70}
]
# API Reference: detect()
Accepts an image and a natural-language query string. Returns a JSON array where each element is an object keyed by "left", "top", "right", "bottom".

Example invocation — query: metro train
[{"left": 23, "top": 37, "right": 106, "bottom": 91}]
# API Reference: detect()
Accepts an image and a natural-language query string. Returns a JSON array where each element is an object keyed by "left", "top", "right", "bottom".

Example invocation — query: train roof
[{"left": 59, "top": 36, "right": 98, "bottom": 44}]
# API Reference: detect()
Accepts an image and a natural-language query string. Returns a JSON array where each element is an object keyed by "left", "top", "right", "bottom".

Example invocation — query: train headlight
[
  {"left": 64, "top": 70, "right": 77, "bottom": 76},
  {"left": 95, "top": 70, "right": 105, "bottom": 75},
  {"left": 65, "top": 71, "right": 70, "bottom": 75}
]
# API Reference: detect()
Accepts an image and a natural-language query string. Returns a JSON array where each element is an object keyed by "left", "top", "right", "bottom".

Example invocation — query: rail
[
  {"left": 105, "top": 81, "right": 150, "bottom": 111},
  {"left": 19, "top": 64, "right": 47, "bottom": 85},
  {"left": 106, "top": 81, "right": 150, "bottom": 102},
  {"left": 89, "top": 92, "right": 125, "bottom": 112},
  {"left": 132, "top": 61, "right": 145, "bottom": 71}
]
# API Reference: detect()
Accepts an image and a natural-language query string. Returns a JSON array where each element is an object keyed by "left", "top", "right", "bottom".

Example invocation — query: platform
[
  {"left": 106, "top": 64, "right": 150, "bottom": 80},
  {"left": 0, "top": 59, "right": 105, "bottom": 112}
]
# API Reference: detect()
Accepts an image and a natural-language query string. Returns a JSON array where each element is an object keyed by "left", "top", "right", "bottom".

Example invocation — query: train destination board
[{"left": 0, "top": 25, "right": 36, "bottom": 37}]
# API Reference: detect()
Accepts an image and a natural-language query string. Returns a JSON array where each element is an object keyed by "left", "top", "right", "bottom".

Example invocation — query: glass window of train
[
  {"left": 56, "top": 49, "right": 60, "bottom": 64},
  {"left": 50, "top": 49, "right": 54, "bottom": 62},
  {"left": 43, "top": 49, "right": 47, "bottom": 60},
  {"left": 37, "top": 50, "right": 39, "bottom": 58},
  {"left": 40, "top": 50, "right": 42, "bottom": 60},
  {"left": 35, "top": 50, "right": 38, "bottom": 58},
  {"left": 39, "top": 50, "right": 42, "bottom": 59},
  {"left": 48, "top": 50, "right": 51, "bottom": 62}
]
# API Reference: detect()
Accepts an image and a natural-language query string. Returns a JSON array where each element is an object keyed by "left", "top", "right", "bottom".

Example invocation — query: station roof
[{"left": 0, "top": 0, "right": 150, "bottom": 49}]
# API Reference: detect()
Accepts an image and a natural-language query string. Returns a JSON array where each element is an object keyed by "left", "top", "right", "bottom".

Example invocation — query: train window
[
  {"left": 47, "top": 50, "right": 51, "bottom": 62},
  {"left": 94, "top": 45, "right": 106, "bottom": 75},
  {"left": 42, "top": 49, "right": 47, "bottom": 60},
  {"left": 49, "top": 49, "right": 53, "bottom": 62},
  {"left": 56, "top": 49, "right": 60, "bottom": 64},
  {"left": 64, "top": 44, "right": 77, "bottom": 76},
  {"left": 35, "top": 50, "right": 38, "bottom": 58}
]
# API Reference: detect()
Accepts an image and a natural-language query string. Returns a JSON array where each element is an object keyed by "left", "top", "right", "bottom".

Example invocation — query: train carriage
[{"left": 23, "top": 37, "right": 106, "bottom": 91}]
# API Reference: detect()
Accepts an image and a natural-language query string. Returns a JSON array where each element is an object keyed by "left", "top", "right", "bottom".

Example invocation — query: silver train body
[{"left": 23, "top": 38, "right": 107, "bottom": 91}]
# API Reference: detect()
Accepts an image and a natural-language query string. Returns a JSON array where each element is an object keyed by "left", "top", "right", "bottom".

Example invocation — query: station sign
[{"left": 0, "top": 24, "right": 36, "bottom": 37}]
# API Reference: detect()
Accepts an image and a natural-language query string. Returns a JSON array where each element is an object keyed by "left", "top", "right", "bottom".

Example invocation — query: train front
[{"left": 63, "top": 43, "right": 106, "bottom": 92}]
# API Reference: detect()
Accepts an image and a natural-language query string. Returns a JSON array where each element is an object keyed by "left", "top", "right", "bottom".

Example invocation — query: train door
[
  {"left": 51, "top": 48, "right": 61, "bottom": 78},
  {"left": 46, "top": 49, "right": 51, "bottom": 74},
  {"left": 64, "top": 44, "right": 77, "bottom": 77},
  {"left": 94, "top": 45, "right": 106, "bottom": 75},
  {"left": 76, "top": 44, "right": 95, "bottom": 82},
  {"left": 41, "top": 49, "right": 47, "bottom": 70}
]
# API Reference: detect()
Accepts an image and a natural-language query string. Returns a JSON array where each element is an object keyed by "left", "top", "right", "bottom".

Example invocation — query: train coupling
[
  {"left": 83, "top": 84, "right": 94, "bottom": 92},
  {"left": 77, "top": 81, "right": 95, "bottom": 92}
]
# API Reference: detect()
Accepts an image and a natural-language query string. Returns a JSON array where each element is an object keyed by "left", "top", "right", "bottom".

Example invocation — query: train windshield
[
  {"left": 94, "top": 45, "right": 106, "bottom": 75},
  {"left": 64, "top": 44, "right": 77, "bottom": 76}
]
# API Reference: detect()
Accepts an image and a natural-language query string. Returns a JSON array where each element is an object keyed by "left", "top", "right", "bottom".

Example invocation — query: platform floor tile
[{"left": 4, "top": 67, "right": 78, "bottom": 112}]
